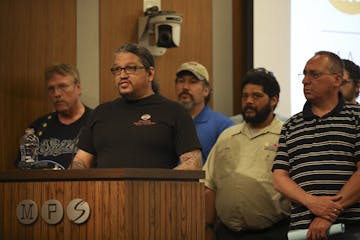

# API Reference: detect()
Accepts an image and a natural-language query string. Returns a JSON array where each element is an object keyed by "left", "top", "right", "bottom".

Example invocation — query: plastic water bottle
[{"left": 19, "top": 128, "right": 39, "bottom": 164}]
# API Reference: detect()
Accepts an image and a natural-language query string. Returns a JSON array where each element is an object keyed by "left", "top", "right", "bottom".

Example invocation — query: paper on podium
[{"left": 287, "top": 223, "right": 345, "bottom": 240}]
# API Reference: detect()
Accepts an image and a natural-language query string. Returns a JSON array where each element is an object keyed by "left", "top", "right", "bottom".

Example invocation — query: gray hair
[{"left": 45, "top": 63, "right": 80, "bottom": 84}]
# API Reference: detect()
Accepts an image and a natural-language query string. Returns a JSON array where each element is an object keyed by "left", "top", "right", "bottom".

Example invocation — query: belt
[{"left": 221, "top": 217, "right": 290, "bottom": 234}]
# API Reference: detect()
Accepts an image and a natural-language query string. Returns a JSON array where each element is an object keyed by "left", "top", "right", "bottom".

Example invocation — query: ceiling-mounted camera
[{"left": 138, "top": 6, "right": 183, "bottom": 56}]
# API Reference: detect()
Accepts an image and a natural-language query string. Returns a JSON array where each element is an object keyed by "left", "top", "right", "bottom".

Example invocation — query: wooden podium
[{"left": 0, "top": 169, "right": 205, "bottom": 240}]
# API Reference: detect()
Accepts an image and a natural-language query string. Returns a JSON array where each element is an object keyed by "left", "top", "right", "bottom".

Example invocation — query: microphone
[{"left": 30, "top": 160, "right": 65, "bottom": 170}]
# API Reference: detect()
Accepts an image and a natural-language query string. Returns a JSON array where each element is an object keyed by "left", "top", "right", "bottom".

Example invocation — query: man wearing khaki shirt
[{"left": 204, "top": 68, "right": 290, "bottom": 240}]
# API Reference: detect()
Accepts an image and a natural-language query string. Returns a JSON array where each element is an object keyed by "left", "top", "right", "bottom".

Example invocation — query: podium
[{"left": 0, "top": 168, "right": 205, "bottom": 240}]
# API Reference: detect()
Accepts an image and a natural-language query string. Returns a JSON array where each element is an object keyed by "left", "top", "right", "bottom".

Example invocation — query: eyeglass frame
[
  {"left": 298, "top": 70, "right": 340, "bottom": 80},
  {"left": 47, "top": 82, "right": 76, "bottom": 94},
  {"left": 110, "top": 65, "right": 146, "bottom": 75},
  {"left": 341, "top": 79, "right": 356, "bottom": 86}
]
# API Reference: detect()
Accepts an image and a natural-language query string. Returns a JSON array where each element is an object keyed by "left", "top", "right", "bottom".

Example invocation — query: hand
[
  {"left": 305, "top": 195, "right": 343, "bottom": 221},
  {"left": 306, "top": 217, "right": 332, "bottom": 240}
]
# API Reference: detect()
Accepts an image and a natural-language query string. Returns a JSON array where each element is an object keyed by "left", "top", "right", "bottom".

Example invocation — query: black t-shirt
[
  {"left": 78, "top": 94, "right": 201, "bottom": 168},
  {"left": 16, "top": 106, "right": 92, "bottom": 169}
]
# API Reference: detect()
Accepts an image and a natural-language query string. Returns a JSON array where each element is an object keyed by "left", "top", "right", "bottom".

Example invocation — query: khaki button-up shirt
[{"left": 203, "top": 117, "right": 290, "bottom": 231}]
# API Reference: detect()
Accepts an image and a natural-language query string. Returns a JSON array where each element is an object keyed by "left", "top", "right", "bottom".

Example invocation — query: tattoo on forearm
[
  {"left": 177, "top": 150, "right": 202, "bottom": 170},
  {"left": 70, "top": 159, "right": 87, "bottom": 169}
]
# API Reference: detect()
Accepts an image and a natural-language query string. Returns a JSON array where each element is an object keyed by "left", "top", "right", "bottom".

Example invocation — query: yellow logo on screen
[{"left": 329, "top": 0, "right": 360, "bottom": 14}]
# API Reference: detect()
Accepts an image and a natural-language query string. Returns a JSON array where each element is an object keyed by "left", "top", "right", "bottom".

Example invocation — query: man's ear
[
  {"left": 148, "top": 67, "right": 155, "bottom": 81},
  {"left": 203, "top": 85, "right": 210, "bottom": 97},
  {"left": 271, "top": 95, "right": 279, "bottom": 109},
  {"left": 75, "top": 82, "right": 82, "bottom": 95},
  {"left": 334, "top": 74, "right": 343, "bottom": 87}
]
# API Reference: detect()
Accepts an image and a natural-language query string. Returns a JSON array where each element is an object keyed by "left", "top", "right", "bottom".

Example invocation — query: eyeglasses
[
  {"left": 298, "top": 70, "right": 339, "bottom": 80},
  {"left": 47, "top": 83, "right": 74, "bottom": 94},
  {"left": 341, "top": 79, "right": 354, "bottom": 86},
  {"left": 110, "top": 66, "right": 146, "bottom": 75}
]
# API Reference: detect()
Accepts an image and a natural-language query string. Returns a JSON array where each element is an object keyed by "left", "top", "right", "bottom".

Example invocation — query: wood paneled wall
[
  {"left": 0, "top": 0, "right": 76, "bottom": 170},
  {"left": 233, "top": 0, "right": 253, "bottom": 115},
  {"left": 99, "top": 0, "right": 213, "bottom": 103}
]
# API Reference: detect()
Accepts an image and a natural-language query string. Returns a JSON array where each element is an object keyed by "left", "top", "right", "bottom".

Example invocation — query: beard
[
  {"left": 178, "top": 91, "right": 195, "bottom": 111},
  {"left": 353, "top": 84, "right": 359, "bottom": 99},
  {"left": 116, "top": 81, "right": 132, "bottom": 99},
  {"left": 119, "top": 91, "right": 132, "bottom": 99},
  {"left": 179, "top": 101, "right": 194, "bottom": 111},
  {"left": 117, "top": 81, "right": 142, "bottom": 100},
  {"left": 241, "top": 102, "right": 272, "bottom": 124}
]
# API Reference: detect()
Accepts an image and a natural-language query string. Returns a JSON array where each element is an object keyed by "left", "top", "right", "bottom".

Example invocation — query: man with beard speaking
[{"left": 203, "top": 68, "right": 290, "bottom": 240}]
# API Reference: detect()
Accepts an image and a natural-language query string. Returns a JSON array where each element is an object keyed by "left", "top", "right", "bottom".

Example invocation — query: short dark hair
[
  {"left": 315, "top": 51, "right": 344, "bottom": 77},
  {"left": 45, "top": 63, "right": 80, "bottom": 84},
  {"left": 114, "top": 43, "right": 159, "bottom": 94},
  {"left": 343, "top": 59, "right": 360, "bottom": 84},
  {"left": 240, "top": 68, "right": 280, "bottom": 108}
]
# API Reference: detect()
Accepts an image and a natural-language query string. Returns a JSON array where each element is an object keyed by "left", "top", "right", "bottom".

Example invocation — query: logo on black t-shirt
[{"left": 134, "top": 114, "right": 156, "bottom": 126}]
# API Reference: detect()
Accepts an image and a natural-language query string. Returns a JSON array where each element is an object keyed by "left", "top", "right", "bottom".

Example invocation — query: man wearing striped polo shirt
[{"left": 273, "top": 51, "right": 360, "bottom": 240}]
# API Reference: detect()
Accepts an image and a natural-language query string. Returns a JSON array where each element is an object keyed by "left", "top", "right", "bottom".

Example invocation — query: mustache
[
  {"left": 117, "top": 79, "right": 131, "bottom": 87},
  {"left": 54, "top": 99, "right": 66, "bottom": 104},
  {"left": 178, "top": 90, "right": 193, "bottom": 99},
  {"left": 244, "top": 105, "right": 257, "bottom": 112},
  {"left": 119, "top": 79, "right": 131, "bottom": 84}
]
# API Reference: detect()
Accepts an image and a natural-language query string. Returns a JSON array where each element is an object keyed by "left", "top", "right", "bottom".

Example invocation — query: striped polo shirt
[{"left": 273, "top": 95, "right": 360, "bottom": 230}]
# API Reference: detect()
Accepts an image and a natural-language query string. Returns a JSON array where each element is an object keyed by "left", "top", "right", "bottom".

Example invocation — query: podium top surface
[{"left": 0, "top": 168, "right": 205, "bottom": 182}]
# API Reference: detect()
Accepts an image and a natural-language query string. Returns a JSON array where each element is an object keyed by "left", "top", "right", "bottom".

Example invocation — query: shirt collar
[
  {"left": 303, "top": 92, "right": 345, "bottom": 120},
  {"left": 231, "top": 116, "right": 282, "bottom": 138},
  {"left": 194, "top": 105, "right": 211, "bottom": 123}
]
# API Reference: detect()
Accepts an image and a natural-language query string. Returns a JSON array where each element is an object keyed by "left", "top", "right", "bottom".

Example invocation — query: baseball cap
[{"left": 176, "top": 61, "right": 209, "bottom": 82}]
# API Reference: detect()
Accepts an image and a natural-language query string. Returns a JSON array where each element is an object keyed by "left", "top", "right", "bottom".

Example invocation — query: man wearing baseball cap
[{"left": 175, "top": 61, "right": 234, "bottom": 163}]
